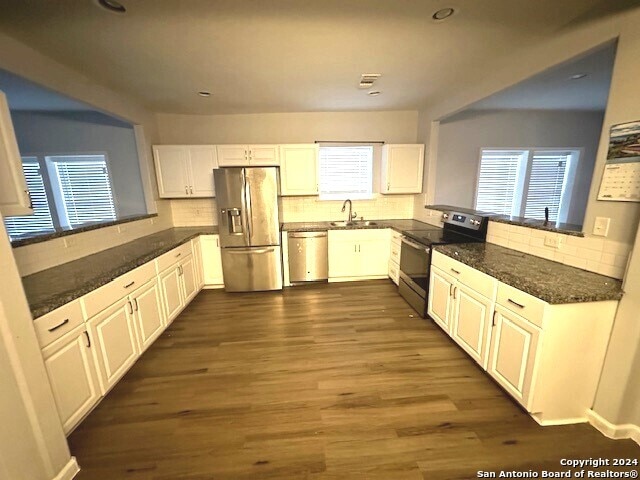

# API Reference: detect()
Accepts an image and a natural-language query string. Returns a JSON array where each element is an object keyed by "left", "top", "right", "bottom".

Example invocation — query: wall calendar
[{"left": 598, "top": 120, "right": 640, "bottom": 202}]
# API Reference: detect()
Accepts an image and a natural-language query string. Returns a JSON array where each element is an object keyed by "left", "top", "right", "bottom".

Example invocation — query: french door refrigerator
[{"left": 214, "top": 167, "right": 283, "bottom": 292}]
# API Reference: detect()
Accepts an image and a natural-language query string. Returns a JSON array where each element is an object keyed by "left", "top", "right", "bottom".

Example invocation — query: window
[
  {"left": 318, "top": 145, "right": 373, "bottom": 200},
  {"left": 3, "top": 154, "right": 117, "bottom": 240},
  {"left": 475, "top": 148, "right": 578, "bottom": 222}
]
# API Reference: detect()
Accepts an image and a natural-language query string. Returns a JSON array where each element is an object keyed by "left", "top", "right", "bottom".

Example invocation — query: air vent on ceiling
[{"left": 359, "top": 73, "right": 381, "bottom": 89}]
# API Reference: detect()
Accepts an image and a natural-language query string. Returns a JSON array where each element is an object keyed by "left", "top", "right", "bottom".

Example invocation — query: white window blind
[
  {"left": 3, "top": 158, "right": 56, "bottom": 239},
  {"left": 318, "top": 145, "right": 373, "bottom": 200},
  {"left": 524, "top": 152, "right": 570, "bottom": 221},
  {"left": 475, "top": 150, "right": 525, "bottom": 215},
  {"left": 50, "top": 155, "right": 117, "bottom": 227}
]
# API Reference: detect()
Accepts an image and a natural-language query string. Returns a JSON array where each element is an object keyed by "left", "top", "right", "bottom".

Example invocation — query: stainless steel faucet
[{"left": 341, "top": 199, "right": 357, "bottom": 223}]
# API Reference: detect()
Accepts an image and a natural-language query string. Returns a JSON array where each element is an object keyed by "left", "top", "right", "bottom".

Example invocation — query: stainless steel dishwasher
[{"left": 287, "top": 231, "right": 328, "bottom": 283}]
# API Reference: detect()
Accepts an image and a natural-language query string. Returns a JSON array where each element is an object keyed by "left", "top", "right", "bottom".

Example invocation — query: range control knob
[
  {"left": 442, "top": 213, "right": 450, "bottom": 220},
  {"left": 469, "top": 219, "right": 481, "bottom": 226}
]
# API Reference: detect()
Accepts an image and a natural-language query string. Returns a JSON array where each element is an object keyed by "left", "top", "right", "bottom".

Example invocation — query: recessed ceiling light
[
  {"left": 570, "top": 73, "right": 588, "bottom": 80},
  {"left": 97, "top": 0, "right": 126, "bottom": 13},
  {"left": 368, "top": 91, "right": 382, "bottom": 96},
  {"left": 432, "top": 7, "right": 455, "bottom": 21},
  {"left": 197, "top": 91, "right": 212, "bottom": 97}
]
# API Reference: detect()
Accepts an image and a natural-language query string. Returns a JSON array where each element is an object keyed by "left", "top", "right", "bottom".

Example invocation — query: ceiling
[
  {"left": 0, "top": 0, "right": 636, "bottom": 115},
  {"left": 464, "top": 42, "right": 617, "bottom": 112},
  {"left": 0, "top": 68, "right": 93, "bottom": 111}
]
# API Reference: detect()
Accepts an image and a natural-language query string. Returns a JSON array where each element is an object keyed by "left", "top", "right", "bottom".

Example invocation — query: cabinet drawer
[
  {"left": 432, "top": 251, "right": 497, "bottom": 300},
  {"left": 156, "top": 242, "right": 193, "bottom": 273},
  {"left": 391, "top": 230, "right": 402, "bottom": 245},
  {"left": 34, "top": 301, "right": 85, "bottom": 348},
  {"left": 388, "top": 260, "right": 399, "bottom": 284},
  {"left": 82, "top": 262, "right": 156, "bottom": 319},
  {"left": 497, "top": 283, "right": 546, "bottom": 328},
  {"left": 390, "top": 241, "right": 401, "bottom": 263}
]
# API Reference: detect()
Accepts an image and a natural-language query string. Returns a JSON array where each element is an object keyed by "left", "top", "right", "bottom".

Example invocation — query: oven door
[{"left": 399, "top": 237, "right": 431, "bottom": 298}]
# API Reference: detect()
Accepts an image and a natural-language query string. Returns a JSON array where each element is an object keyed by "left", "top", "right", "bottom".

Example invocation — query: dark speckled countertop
[
  {"left": 23, "top": 227, "right": 218, "bottom": 318},
  {"left": 434, "top": 243, "right": 623, "bottom": 304},
  {"left": 281, "top": 219, "right": 434, "bottom": 232}
]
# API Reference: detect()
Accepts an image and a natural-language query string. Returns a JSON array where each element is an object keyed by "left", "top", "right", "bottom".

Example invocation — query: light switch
[{"left": 593, "top": 217, "right": 611, "bottom": 237}]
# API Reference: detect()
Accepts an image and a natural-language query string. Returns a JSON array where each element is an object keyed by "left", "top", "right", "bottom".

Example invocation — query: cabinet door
[
  {"left": 192, "top": 237, "right": 205, "bottom": 289},
  {"left": 160, "top": 266, "right": 184, "bottom": 323},
  {"left": 187, "top": 146, "right": 218, "bottom": 197},
  {"left": 88, "top": 298, "right": 139, "bottom": 393},
  {"left": 451, "top": 283, "right": 493, "bottom": 368},
  {"left": 488, "top": 307, "right": 541, "bottom": 409},
  {"left": 217, "top": 145, "right": 248, "bottom": 166},
  {"left": 328, "top": 234, "right": 358, "bottom": 279},
  {"left": 153, "top": 146, "right": 190, "bottom": 198},
  {"left": 0, "top": 92, "right": 32, "bottom": 216},
  {"left": 180, "top": 255, "right": 198, "bottom": 304},
  {"left": 132, "top": 279, "right": 165, "bottom": 353},
  {"left": 249, "top": 144, "right": 279, "bottom": 166},
  {"left": 381, "top": 144, "right": 424, "bottom": 194},
  {"left": 201, "top": 235, "right": 224, "bottom": 286},
  {"left": 427, "top": 266, "right": 455, "bottom": 333},
  {"left": 42, "top": 329, "right": 100, "bottom": 434},
  {"left": 279, "top": 144, "right": 318, "bottom": 195},
  {"left": 358, "top": 237, "right": 391, "bottom": 277}
]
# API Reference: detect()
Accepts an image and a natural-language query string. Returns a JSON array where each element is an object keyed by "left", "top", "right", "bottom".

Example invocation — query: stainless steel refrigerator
[{"left": 214, "top": 167, "right": 283, "bottom": 292}]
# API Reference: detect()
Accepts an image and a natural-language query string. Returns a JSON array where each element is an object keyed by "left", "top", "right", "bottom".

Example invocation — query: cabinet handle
[
  {"left": 216, "top": 238, "right": 219, "bottom": 247},
  {"left": 134, "top": 298, "right": 139, "bottom": 311},
  {"left": 175, "top": 253, "right": 182, "bottom": 258},
  {"left": 452, "top": 286, "right": 457, "bottom": 299},
  {"left": 47, "top": 318, "right": 69, "bottom": 332},
  {"left": 492, "top": 310, "right": 498, "bottom": 326},
  {"left": 185, "top": 186, "right": 189, "bottom": 194},
  {"left": 26, "top": 190, "right": 33, "bottom": 209},
  {"left": 190, "top": 186, "right": 193, "bottom": 194},
  {"left": 449, "top": 284, "right": 453, "bottom": 297},
  {"left": 508, "top": 298, "right": 525, "bottom": 309},
  {"left": 84, "top": 331, "right": 91, "bottom": 348},
  {"left": 179, "top": 265, "right": 183, "bottom": 275},
  {"left": 358, "top": 245, "right": 361, "bottom": 253},
  {"left": 450, "top": 268, "right": 460, "bottom": 275},
  {"left": 127, "top": 301, "right": 133, "bottom": 314},
  {"left": 124, "top": 281, "right": 135, "bottom": 289},
  {"left": 387, "top": 182, "right": 390, "bottom": 190}
]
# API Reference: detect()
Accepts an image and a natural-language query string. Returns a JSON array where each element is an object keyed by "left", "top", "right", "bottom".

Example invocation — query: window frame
[
  {"left": 317, "top": 143, "right": 375, "bottom": 201},
  {"left": 474, "top": 147, "right": 582, "bottom": 222}
]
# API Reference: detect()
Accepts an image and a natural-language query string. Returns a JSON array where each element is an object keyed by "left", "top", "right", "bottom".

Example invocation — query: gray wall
[
  {"left": 11, "top": 110, "right": 147, "bottom": 217},
  {"left": 434, "top": 109, "right": 604, "bottom": 225}
]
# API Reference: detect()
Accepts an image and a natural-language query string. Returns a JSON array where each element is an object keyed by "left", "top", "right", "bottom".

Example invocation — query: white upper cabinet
[
  {"left": 217, "top": 144, "right": 280, "bottom": 166},
  {"left": 153, "top": 145, "right": 218, "bottom": 198},
  {"left": 0, "top": 91, "right": 32, "bottom": 216},
  {"left": 279, "top": 144, "right": 319, "bottom": 196},
  {"left": 380, "top": 144, "right": 424, "bottom": 194}
]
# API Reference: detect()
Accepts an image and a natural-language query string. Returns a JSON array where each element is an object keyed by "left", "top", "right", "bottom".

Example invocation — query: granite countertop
[
  {"left": 23, "top": 226, "right": 218, "bottom": 319},
  {"left": 434, "top": 243, "right": 623, "bottom": 304},
  {"left": 281, "top": 219, "right": 435, "bottom": 233},
  {"left": 490, "top": 215, "right": 584, "bottom": 237}
]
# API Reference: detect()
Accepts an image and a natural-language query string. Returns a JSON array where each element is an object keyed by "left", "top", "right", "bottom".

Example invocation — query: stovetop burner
[{"left": 402, "top": 228, "right": 482, "bottom": 246}]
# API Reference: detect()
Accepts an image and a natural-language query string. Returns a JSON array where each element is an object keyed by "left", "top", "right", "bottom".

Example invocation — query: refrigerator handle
[
  {"left": 245, "top": 181, "right": 253, "bottom": 241},
  {"left": 240, "top": 169, "right": 250, "bottom": 244}
]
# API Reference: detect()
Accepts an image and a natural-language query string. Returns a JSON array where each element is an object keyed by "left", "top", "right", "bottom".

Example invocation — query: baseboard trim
[
  {"left": 531, "top": 414, "right": 587, "bottom": 426},
  {"left": 329, "top": 275, "right": 388, "bottom": 283},
  {"left": 587, "top": 409, "right": 640, "bottom": 445},
  {"left": 52, "top": 457, "right": 79, "bottom": 480}
]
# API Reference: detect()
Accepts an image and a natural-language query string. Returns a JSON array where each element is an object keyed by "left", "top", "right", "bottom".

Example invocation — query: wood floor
[{"left": 68, "top": 280, "right": 638, "bottom": 479}]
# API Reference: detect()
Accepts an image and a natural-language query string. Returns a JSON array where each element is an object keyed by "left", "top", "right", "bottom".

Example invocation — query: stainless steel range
[{"left": 398, "top": 210, "right": 489, "bottom": 318}]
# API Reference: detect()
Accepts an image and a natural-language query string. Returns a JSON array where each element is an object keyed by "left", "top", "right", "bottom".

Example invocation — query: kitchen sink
[{"left": 329, "top": 220, "right": 378, "bottom": 227}]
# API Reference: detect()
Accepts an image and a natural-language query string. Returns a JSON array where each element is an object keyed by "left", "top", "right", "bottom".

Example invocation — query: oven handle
[{"left": 401, "top": 236, "right": 431, "bottom": 253}]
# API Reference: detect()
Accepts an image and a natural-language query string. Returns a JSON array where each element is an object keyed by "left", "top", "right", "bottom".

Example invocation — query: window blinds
[
  {"left": 475, "top": 150, "right": 524, "bottom": 215},
  {"left": 524, "top": 152, "right": 570, "bottom": 221},
  {"left": 51, "top": 155, "right": 117, "bottom": 227},
  {"left": 318, "top": 146, "right": 373, "bottom": 199},
  {"left": 3, "top": 158, "right": 56, "bottom": 238}
]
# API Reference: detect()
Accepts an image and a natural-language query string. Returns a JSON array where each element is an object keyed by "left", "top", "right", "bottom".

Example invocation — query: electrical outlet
[
  {"left": 195, "top": 208, "right": 201, "bottom": 216},
  {"left": 593, "top": 217, "right": 610, "bottom": 237},
  {"left": 544, "top": 235, "right": 561, "bottom": 249}
]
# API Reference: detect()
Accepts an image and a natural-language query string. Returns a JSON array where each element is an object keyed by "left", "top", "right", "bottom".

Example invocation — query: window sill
[{"left": 10, "top": 213, "right": 158, "bottom": 248}]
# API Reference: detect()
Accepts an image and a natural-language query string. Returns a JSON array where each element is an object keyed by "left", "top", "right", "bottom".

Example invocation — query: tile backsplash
[
  {"left": 487, "top": 222, "right": 631, "bottom": 279},
  {"left": 170, "top": 195, "right": 414, "bottom": 226}
]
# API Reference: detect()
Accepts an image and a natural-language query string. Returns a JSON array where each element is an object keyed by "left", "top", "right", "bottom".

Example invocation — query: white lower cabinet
[
  {"left": 87, "top": 297, "right": 139, "bottom": 394},
  {"left": 180, "top": 255, "right": 198, "bottom": 304},
  {"left": 328, "top": 229, "right": 390, "bottom": 280},
  {"left": 160, "top": 265, "right": 185, "bottom": 323},
  {"left": 42, "top": 326, "right": 100, "bottom": 434},
  {"left": 192, "top": 237, "right": 205, "bottom": 290},
  {"left": 487, "top": 306, "right": 540, "bottom": 408},
  {"left": 429, "top": 250, "right": 618, "bottom": 425},
  {"left": 200, "top": 235, "right": 224, "bottom": 286},
  {"left": 132, "top": 279, "right": 166, "bottom": 353}
]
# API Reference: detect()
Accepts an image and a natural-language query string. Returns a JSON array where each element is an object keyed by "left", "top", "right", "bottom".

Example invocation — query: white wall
[
  {"left": 158, "top": 110, "right": 419, "bottom": 226},
  {"left": 11, "top": 110, "right": 147, "bottom": 217},
  {"left": 434, "top": 109, "right": 603, "bottom": 226}
]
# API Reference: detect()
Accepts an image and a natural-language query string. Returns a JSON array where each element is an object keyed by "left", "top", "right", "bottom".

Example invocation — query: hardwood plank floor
[{"left": 68, "top": 281, "right": 638, "bottom": 479}]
